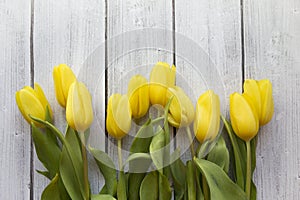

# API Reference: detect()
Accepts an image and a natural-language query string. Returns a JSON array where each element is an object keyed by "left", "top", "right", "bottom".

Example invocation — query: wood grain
[
  {"left": 0, "top": 0, "right": 31, "bottom": 199},
  {"left": 243, "top": 0, "right": 300, "bottom": 199},
  {"left": 33, "top": 0, "right": 105, "bottom": 198}
]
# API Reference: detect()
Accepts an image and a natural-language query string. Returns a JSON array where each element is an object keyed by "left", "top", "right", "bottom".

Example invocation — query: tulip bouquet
[{"left": 16, "top": 62, "right": 273, "bottom": 200}]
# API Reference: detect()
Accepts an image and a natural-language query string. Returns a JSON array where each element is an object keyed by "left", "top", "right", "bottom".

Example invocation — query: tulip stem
[
  {"left": 117, "top": 139, "right": 123, "bottom": 171},
  {"left": 79, "top": 132, "right": 89, "bottom": 200},
  {"left": 186, "top": 126, "right": 195, "bottom": 157},
  {"left": 246, "top": 140, "right": 251, "bottom": 200}
]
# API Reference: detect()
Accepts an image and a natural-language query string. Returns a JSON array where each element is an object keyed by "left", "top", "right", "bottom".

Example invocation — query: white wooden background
[{"left": 1, "top": 0, "right": 299, "bottom": 199}]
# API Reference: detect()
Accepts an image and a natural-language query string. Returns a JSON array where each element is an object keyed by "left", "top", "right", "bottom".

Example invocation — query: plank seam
[
  {"left": 104, "top": 0, "right": 108, "bottom": 153},
  {"left": 29, "top": 0, "right": 35, "bottom": 199},
  {"left": 240, "top": 0, "right": 245, "bottom": 85}
]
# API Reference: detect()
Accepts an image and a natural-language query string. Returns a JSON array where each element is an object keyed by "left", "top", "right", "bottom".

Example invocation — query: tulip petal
[
  {"left": 243, "top": 79, "right": 261, "bottom": 118},
  {"left": 53, "top": 64, "right": 76, "bottom": 107},
  {"left": 66, "top": 82, "right": 93, "bottom": 132},
  {"left": 34, "top": 83, "right": 53, "bottom": 118},
  {"left": 106, "top": 94, "right": 131, "bottom": 139},
  {"left": 149, "top": 62, "right": 176, "bottom": 106},
  {"left": 166, "top": 86, "right": 195, "bottom": 128},
  {"left": 229, "top": 93, "right": 259, "bottom": 141},
  {"left": 194, "top": 90, "right": 220, "bottom": 143},
  {"left": 258, "top": 80, "right": 274, "bottom": 125},
  {"left": 128, "top": 75, "right": 149, "bottom": 118},
  {"left": 16, "top": 87, "right": 45, "bottom": 124}
]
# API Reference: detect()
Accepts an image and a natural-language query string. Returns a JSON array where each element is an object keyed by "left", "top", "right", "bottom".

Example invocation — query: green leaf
[
  {"left": 194, "top": 158, "right": 247, "bottom": 200},
  {"left": 30, "top": 117, "right": 88, "bottom": 199},
  {"left": 130, "top": 119, "right": 154, "bottom": 154},
  {"left": 186, "top": 161, "right": 196, "bottom": 200},
  {"left": 170, "top": 148, "right": 186, "bottom": 200},
  {"left": 91, "top": 194, "right": 116, "bottom": 200},
  {"left": 41, "top": 174, "right": 61, "bottom": 200},
  {"left": 221, "top": 116, "right": 246, "bottom": 189},
  {"left": 99, "top": 185, "right": 108, "bottom": 194},
  {"left": 32, "top": 124, "right": 61, "bottom": 179},
  {"left": 250, "top": 136, "right": 257, "bottom": 200},
  {"left": 150, "top": 127, "right": 165, "bottom": 172},
  {"left": 60, "top": 127, "right": 86, "bottom": 200},
  {"left": 128, "top": 173, "right": 145, "bottom": 200},
  {"left": 124, "top": 153, "right": 152, "bottom": 173},
  {"left": 158, "top": 172, "right": 172, "bottom": 200},
  {"left": 140, "top": 171, "right": 158, "bottom": 200},
  {"left": 207, "top": 135, "right": 230, "bottom": 173},
  {"left": 57, "top": 175, "right": 71, "bottom": 200},
  {"left": 89, "top": 147, "right": 117, "bottom": 196},
  {"left": 44, "top": 106, "right": 60, "bottom": 147},
  {"left": 117, "top": 171, "right": 127, "bottom": 200},
  {"left": 250, "top": 180, "right": 257, "bottom": 200},
  {"left": 128, "top": 120, "right": 154, "bottom": 200},
  {"left": 36, "top": 170, "right": 51, "bottom": 179}
]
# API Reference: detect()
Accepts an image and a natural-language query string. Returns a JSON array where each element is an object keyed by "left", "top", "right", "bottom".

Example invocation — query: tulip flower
[
  {"left": 258, "top": 79, "right": 274, "bottom": 125},
  {"left": 53, "top": 64, "right": 77, "bottom": 107},
  {"left": 66, "top": 81, "right": 93, "bottom": 132},
  {"left": 166, "top": 86, "right": 195, "bottom": 128},
  {"left": 193, "top": 90, "right": 220, "bottom": 143},
  {"left": 16, "top": 83, "right": 52, "bottom": 126},
  {"left": 127, "top": 75, "right": 149, "bottom": 118},
  {"left": 229, "top": 93, "right": 259, "bottom": 141},
  {"left": 149, "top": 62, "right": 176, "bottom": 106},
  {"left": 106, "top": 94, "right": 132, "bottom": 139}
]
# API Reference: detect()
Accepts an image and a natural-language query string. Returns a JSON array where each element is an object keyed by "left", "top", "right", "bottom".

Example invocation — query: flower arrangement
[{"left": 16, "top": 62, "right": 273, "bottom": 200}]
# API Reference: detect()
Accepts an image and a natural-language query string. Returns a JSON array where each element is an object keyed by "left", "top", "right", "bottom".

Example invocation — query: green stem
[
  {"left": 118, "top": 139, "right": 123, "bottom": 171},
  {"left": 79, "top": 132, "right": 89, "bottom": 200},
  {"left": 202, "top": 176, "right": 210, "bottom": 200},
  {"left": 186, "top": 126, "right": 195, "bottom": 157},
  {"left": 246, "top": 140, "right": 251, "bottom": 199}
]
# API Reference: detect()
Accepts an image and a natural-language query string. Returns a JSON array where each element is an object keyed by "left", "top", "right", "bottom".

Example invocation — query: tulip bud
[
  {"left": 16, "top": 83, "right": 52, "bottom": 126},
  {"left": 106, "top": 94, "right": 132, "bottom": 139},
  {"left": 166, "top": 86, "right": 195, "bottom": 128},
  {"left": 66, "top": 81, "right": 93, "bottom": 132},
  {"left": 230, "top": 93, "right": 259, "bottom": 141},
  {"left": 127, "top": 75, "right": 149, "bottom": 118},
  {"left": 149, "top": 62, "right": 176, "bottom": 106},
  {"left": 53, "top": 64, "right": 77, "bottom": 107},
  {"left": 258, "top": 79, "right": 274, "bottom": 125},
  {"left": 193, "top": 90, "right": 220, "bottom": 143}
]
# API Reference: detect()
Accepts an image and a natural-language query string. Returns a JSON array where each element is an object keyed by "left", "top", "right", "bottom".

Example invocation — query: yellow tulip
[
  {"left": 258, "top": 79, "right": 274, "bottom": 125},
  {"left": 230, "top": 93, "right": 259, "bottom": 141},
  {"left": 53, "top": 64, "right": 77, "bottom": 107},
  {"left": 127, "top": 75, "right": 149, "bottom": 118},
  {"left": 66, "top": 81, "right": 93, "bottom": 132},
  {"left": 193, "top": 90, "right": 220, "bottom": 143},
  {"left": 106, "top": 94, "right": 132, "bottom": 139},
  {"left": 16, "top": 83, "right": 52, "bottom": 126},
  {"left": 149, "top": 62, "right": 176, "bottom": 106},
  {"left": 166, "top": 86, "right": 195, "bottom": 128}
]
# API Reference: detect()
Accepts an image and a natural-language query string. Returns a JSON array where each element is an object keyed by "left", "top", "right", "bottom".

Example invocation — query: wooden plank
[
  {"left": 106, "top": 0, "right": 174, "bottom": 171},
  {"left": 175, "top": 0, "right": 242, "bottom": 161},
  {"left": 33, "top": 0, "right": 105, "bottom": 198},
  {"left": 0, "top": 0, "right": 31, "bottom": 199},
  {"left": 243, "top": 0, "right": 300, "bottom": 199}
]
